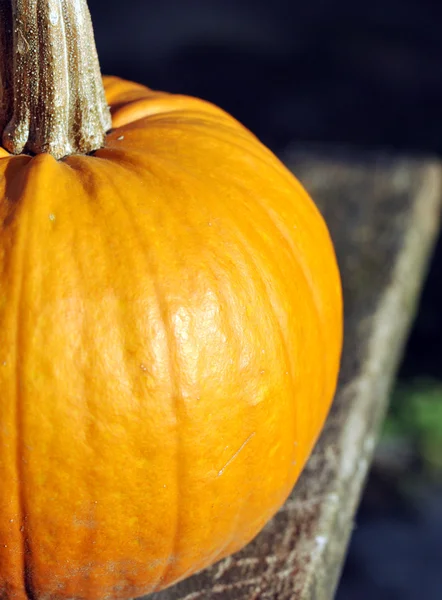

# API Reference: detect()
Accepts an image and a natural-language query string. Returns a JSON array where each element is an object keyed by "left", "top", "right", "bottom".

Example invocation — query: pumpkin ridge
[
  {"left": 142, "top": 264, "right": 183, "bottom": 594},
  {"left": 203, "top": 156, "right": 333, "bottom": 459},
  {"left": 10, "top": 160, "right": 41, "bottom": 600},
  {"left": 196, "top": 182, "right": 299, "bottom": 485},
  {"left": 103, "top": 79, "right": 248, "bottom": 134},
  {"left": 182, "top": 263, "right": 251, "bottom": 574},
  {"left": 61, "top": 166, "right": 114, "bottom": 588},
  {"left": 99, "top": 164, "right": 183, "bottom": 594},
  {"left": 202, "top": 269, "right": 279, "bottom": 564},
  {"left": 142, "top": 222, "right": 242, "bottom": 588},
  {"left": 222, "top": 221, "right": 299, "bottom": 459},
  {"left": 210, "top": 187, "right": 312, "bottom": 514},
  {"left": 252, "top": 195, "right": 330, "bottom": 436},
  {"left": 106, "top": 113, "right": 263, "bottom": 157},
  {"left": 148, "top": 316, "right": 182, "bottom": 593},
  {"left": 225, "top": 172, "right": 331, "bottom": 397}
]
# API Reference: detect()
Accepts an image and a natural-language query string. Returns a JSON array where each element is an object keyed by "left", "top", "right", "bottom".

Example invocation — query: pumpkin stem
[{"left": 0, "top": 0, "right": 111, "bottom": 159}]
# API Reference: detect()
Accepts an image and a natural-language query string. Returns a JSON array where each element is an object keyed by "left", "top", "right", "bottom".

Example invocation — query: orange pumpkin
[{"left": 0, "top": 2, "right": 342, "bottom": 599}]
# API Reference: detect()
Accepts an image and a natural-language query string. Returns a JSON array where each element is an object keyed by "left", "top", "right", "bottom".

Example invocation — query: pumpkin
[{"left": 0, "top": 1, "right": 343, "bottom": 599}]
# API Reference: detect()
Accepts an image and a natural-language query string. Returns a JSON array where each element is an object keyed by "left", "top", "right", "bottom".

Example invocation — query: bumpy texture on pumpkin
[{"left": 0, "top": 78, "right": 342, "bottom": 600}]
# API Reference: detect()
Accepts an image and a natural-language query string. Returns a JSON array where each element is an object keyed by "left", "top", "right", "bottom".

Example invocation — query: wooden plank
[{"left": 148, "top": 150, "right": 442, "bottom": 600}]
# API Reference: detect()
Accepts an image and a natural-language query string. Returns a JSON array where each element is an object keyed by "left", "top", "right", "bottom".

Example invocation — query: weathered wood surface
[{"left": 148, "top": 150, "right": 442, "bottom": 600}]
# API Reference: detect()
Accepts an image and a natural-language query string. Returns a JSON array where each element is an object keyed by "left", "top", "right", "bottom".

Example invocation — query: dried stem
[{"left": 0, "top": 0, "right": 111, "bottom": 159}]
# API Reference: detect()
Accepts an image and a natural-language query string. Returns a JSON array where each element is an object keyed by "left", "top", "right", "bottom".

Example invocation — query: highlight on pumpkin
[{"left": 0, "top": 1, "right": 343, "bottom": 599}]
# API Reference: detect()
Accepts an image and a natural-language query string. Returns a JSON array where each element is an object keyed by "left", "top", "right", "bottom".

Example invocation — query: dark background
[{"left": 90, "top": 1, "right": 442, "bottom": 597}]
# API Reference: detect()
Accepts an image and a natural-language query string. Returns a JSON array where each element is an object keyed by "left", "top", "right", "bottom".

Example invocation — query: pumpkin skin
[{"left": 0, "top": 77, "right": 342, "bottom": 600}]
